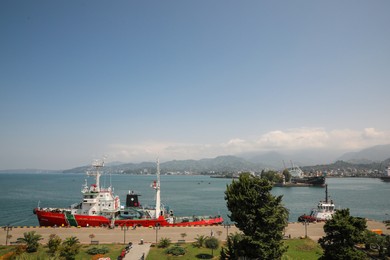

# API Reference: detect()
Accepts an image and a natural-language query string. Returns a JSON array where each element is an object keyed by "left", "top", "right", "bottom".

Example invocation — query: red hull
[{"left": 34, "top": 208, "right": 223, "bottom": 227}]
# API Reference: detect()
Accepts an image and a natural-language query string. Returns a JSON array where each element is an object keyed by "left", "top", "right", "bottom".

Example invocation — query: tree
[
  {"left": 193, "top": 234, "right": 207, "bottom": 248},
  {"left": 220, "top": 232, "right": 245, "bottom": 259},
  {"left": 60, "top": 236, "right": 81, "bottom": 260},
  {"left": 282, "top": 169, "right": 292, "bottom": 182},
  {"left": 224, "top": 173, "right": 289, "bottom": 259},
  {"left": 205, "top": 236, "right": 219, "bottom": 256},
  {"left": 261, "top": 170, "right": 283, "bottom": 183},
  {"left": 89, "top": 233, "right": 95, "bottom": 244},
  {"left": 16, "top": 231, "right": 43, "bottom": 253},
  {"left": 318, "top": 208, "right": 368, "bottom": 260},
  {"left": 180, "top": 232, "right": 187, "bottom": 240},
  {"left": 157, "top": 237, "right": 171, "bottom": 248},
  {"left": 47, "top": 234, "right": 62, "bottom": 255}
]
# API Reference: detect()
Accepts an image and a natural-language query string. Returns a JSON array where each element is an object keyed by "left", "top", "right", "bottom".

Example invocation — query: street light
[
  {"left": 302, "top": 219, "right": 309, "bottom": 238},
  {"left": 223, "top": 222, "right": 231, "bottom": 241},
  {"left": 3, "top": 225, "right": 12, "bottom": 246},
  {"left": 121, "top": 225, "right": 129, "bottom": 244},
  {"left": 154, "top": 223, "right": 161, "bottom": 245}
]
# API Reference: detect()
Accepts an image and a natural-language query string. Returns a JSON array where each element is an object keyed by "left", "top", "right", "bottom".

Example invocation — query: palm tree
[
  {"left": 193, "top": 234, "right": 207, "bottom": 248},
  {"left": 63, "top": 236, "right": 80, "bottom": 247},
  {"left": 16, "top": 231, "right": 43, "bottom": 253},
  {"left": 47, "top": 234, "right": 62, "bottom": 255},
  {"left": 60, "top": 236, "right": 81, "bottom": 260}
]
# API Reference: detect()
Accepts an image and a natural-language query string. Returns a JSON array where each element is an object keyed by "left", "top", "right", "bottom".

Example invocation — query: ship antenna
[{"left": 325, "top": 184, "right": 328, "bottom": 203}]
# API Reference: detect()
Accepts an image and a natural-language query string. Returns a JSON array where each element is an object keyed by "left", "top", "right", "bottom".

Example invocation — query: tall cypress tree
[{"left": 224, "top": 173, "right": 289, "bottom": 259}]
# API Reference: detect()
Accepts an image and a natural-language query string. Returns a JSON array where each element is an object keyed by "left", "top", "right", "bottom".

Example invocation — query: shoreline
[{"left": 1, "top": 220, "right": 388, "bottom": 246}]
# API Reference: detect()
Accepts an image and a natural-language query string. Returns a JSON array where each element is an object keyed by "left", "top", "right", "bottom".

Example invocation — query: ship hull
[
  {"left": 380, "top": 176, "right": 390, "bottom": 182},
  {"left": 291, "top": 176, "right": 325, "bottom": 186},
  {"left": 34, "top": 208, "right": 223, "bottom": 227}
]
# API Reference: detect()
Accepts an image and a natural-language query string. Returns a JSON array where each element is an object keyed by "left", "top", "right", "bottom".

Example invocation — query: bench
[
  {"left": 9, "top": 241, "right": 19, "bottom": 245},
  {"left": 177, "top": 239, "right": 185, "bottom": 244},
  {"left": 90, "top": 240, "right": 99, "bottom": 245}
]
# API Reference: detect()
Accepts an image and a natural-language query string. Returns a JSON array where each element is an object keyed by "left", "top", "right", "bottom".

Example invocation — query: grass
[
  {"left": 283, "top": 238, "right": 323, "bottom": 260},
  {"left": 0, "top": 239, "right": 323, "bottom": 260},
  {"left": 146, "top": 238, "right": 323, "bottom": 260},
  {"left": 0, "top": 244, "right": 126, "bottom": 260},
  {"left": 147, "top": 243, "right": 222, "bottom": 260}
]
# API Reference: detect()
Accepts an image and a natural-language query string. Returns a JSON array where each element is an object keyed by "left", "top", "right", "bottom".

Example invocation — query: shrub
[
  {"left": 165, "top": 245, "right": 186, "bottom": 256},
  {"left": 86, "top": 246, "right": 110, "bottom": 255},
  {"left": 157, "top": 237, "right": 171, "bottom": 248}
]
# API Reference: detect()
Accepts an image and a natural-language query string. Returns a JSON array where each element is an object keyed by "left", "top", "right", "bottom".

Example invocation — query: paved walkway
[
  {"left": 1, "top": 220, "right": 388, "bottom": 259},
  {"left": 122, "top": 243, "right": 151, "bottom": 260}
]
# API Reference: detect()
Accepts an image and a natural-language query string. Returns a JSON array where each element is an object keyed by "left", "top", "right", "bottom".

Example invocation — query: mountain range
[
  {"left": 2, "top": 144, "right": 389, "bottom": 174},
  {"left": 60, "top": 144, "right": 390, "bottom": 174}
]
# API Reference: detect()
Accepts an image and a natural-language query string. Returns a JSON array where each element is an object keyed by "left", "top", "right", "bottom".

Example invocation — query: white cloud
[{"left": 107, "top": 128, "right": 390, "bottom": 162}]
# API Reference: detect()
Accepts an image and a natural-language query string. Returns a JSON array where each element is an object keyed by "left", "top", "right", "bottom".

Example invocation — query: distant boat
[
  {"left": 380, "top": 165, "right": 390, "bottom": 182},
  {"left": 276, "top": 163, "right": 326, "bottom": 187},
  {"left": 298, "top": 184, "right": 335, "bottom": 222}
]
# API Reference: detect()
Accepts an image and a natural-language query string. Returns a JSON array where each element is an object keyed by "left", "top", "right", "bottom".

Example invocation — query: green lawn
[
  {"left": 0, "top": 244, "right": 126, "bottom": 259},
  {"left": 146, "top": 238, "right": 323, "bottom": 260},
  {"left": 0, "top": 239, "right": 323, "bottom": 260},
  {"left": 147, "top": 243, "right": 222, "bottom": 260},
  {"left": 283, "top": 238, "right": 323, "bottom": 260}
]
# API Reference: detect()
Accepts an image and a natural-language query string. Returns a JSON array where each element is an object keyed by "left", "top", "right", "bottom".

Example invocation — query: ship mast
[
  {"left": 325, "top": 184, "right": 328, "bottom": 203},
  {"left": 155, "top": 158, "right": 161, "bottom": 218},
  {"left": 87, "top": 159, "right": 104, "bottom": 192}
]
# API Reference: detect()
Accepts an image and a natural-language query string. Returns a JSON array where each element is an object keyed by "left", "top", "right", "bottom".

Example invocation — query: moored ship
[
  {"left": 298, "top": 184, "right": 335, "bottom": 222},
  {"left": 33, "top": 159, "right": 223, "bottom": 227},
  {"left": 275, "top": 164, "right": 326, "bottom": 187}
]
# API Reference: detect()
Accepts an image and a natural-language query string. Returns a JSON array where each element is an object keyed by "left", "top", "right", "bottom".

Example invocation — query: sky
[{"left": 1, "top": 1, "right": 390, "bottom": 170}]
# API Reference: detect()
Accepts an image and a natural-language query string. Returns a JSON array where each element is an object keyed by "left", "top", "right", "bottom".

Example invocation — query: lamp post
[
  {"left": 223, "top": 222, "right": 231, "bottom": 241},
  {"left": 3, "top": 225, "right": 12, "bottom": 246},
  {"left": 302, "top": 219, "right": 309, "bottom": 238},
  {"left": 121, "top": 225, "right": 129, "bottom": 244},
  {"left": 154, "top": 223, "right": 160, "bottom": 245}
]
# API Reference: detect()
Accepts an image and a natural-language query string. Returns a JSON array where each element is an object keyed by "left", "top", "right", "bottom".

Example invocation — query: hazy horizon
[{"left": 1, "top": 1, "right": 389, "bottom": 170}]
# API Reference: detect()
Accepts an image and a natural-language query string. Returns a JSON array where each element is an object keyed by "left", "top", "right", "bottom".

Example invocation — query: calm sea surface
[{"left": 0, "top": 173, "right": 389, "bottom": 226}]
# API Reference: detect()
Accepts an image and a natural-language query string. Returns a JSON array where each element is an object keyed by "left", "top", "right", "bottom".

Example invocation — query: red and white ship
[
  {"left": 297, "top": 184, "right": 335, "bottom": 223},
  {"left": 33, "top": 159, "right": 223, "bottom": 227}
]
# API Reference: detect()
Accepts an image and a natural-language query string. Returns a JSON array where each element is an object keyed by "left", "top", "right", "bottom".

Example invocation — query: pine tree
[
  {"left": 224, "top": 173, "right": 289, "bottom": 259},
  {"left": 319, "top": 208, "right": 368, "bottom": 260}
]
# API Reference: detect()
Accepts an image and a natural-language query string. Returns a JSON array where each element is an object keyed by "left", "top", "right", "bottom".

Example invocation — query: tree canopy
[
  {"left": 16, "top": 231, "right": 43, "bottom": 253},
  {"left": 224, "top": 173, "right": 289, "bottom": 259},
  {"left": 319, "top": 208, "right": 368, "bottom": 260}
]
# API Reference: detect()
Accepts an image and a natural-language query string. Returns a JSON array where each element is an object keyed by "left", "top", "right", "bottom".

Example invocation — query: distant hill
[
  {"left": 63, "top": 155, "right": 267, "bottom": 174},
  {"left": 16, "top": 144, "right": 390, "bottom": 175},
  {"left": 338, "top": 144, "right": 390, "bottom": 163},
  {"left": 0, "top": 169, "right": 60, "bottom": 174}
]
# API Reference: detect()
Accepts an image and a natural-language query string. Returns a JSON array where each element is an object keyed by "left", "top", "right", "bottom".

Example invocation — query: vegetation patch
[
  {"left": 165, "top": 245, "right": 186, "bottom": 256},
  {"left": 86, "top": 246, "right": 110, "bottom": 255}
]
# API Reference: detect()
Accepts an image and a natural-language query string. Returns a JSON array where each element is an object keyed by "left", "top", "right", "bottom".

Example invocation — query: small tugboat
[
  {"left": 297, "top": 184, "right": 335, "bottom": 223},
  {"left": 34, "top": 159, "right": 223, "bottom": 227}
]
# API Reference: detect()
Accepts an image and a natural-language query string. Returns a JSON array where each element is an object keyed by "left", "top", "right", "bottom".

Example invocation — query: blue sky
[{"left": 1, "top": 1, "right": 389, "bottom": 169}]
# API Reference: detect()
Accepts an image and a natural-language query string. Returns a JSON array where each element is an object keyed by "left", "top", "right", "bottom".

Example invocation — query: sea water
[{"left": 0, "top": 173, "right": 389, "bottom": 226}]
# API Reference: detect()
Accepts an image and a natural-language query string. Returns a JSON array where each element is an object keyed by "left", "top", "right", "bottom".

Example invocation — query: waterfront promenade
[{"left": 1, "top": 221, "right": 388, "bottom": 259}]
